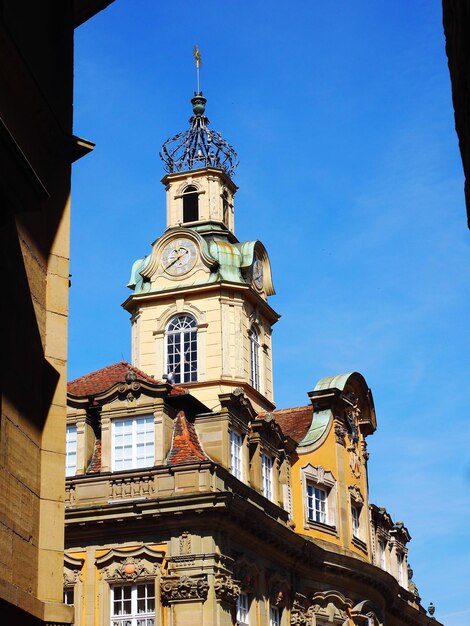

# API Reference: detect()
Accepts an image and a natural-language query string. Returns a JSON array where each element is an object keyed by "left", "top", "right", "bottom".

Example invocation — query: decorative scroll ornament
[
  {"left": 160, "top": 93, "right": 239, "bottom": 177},
  {"left": 161, "top": 575, "right": 209, "bottom": 603},
  {"left": 214, "top": 575, "right": 241, "bottom": 604}
]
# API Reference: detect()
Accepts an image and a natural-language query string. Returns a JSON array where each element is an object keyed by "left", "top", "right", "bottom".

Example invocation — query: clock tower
[{"left": 122, "top": 91, "right": 279, "bottom": 412}]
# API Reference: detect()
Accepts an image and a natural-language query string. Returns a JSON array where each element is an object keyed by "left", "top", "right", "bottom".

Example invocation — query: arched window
[
  {"left": 182, "top": 185, "right": 199, "bottom": 223},
  {"left": 166, "top": 314, "right": 197, "bottom": 383},
  {"left": 250, "top": 326, "right": 260, "bottom": 391}
]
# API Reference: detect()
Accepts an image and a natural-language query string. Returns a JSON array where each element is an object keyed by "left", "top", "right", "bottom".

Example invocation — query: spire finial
[{"left": 193, "top": 45, "right": 202, "bottom": 94}]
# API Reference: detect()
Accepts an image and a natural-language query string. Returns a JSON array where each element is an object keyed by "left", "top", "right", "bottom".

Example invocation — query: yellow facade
[{"left": 64, "top": 92, "right": 439, "bottom": 626}]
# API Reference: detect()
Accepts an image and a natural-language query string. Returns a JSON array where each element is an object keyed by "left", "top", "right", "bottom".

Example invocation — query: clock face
[
  {"left": 252, "top": 258, "right": 263, "bottom": 291},
  {"left": 161, "top": 238, "right": 197, "bottom": 276}
]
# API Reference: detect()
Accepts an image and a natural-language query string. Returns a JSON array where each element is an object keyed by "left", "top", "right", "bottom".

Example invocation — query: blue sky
[{"left": 71, "top": 2, "right": 470, "bottom": 623}]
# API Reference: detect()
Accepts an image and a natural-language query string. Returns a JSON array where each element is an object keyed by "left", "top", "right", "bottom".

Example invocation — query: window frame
[
  {"left": 236, "top": 592, "right": 250, "bottom": 626},
  {"left": 111, "top": 582, "right": 155, "bottom": 626},
  {"left": 66, "top": 424, "right": 77, "bottom": 476},
  {"left": 111, "top": 415, "right": 155, "bottom": 472},
  {"left": 230, "top": 430, "right": 243, "bottom": 480},
  {"left": 301, "top": 464, "right": 337, "bottom": 533},
  {"left": 165, "top": 314, "right": 198, "bottom": 384},
  {"left": 249, "top": 325, "right": 260, "bottom": 391},
  {"left": 261, "top": 452, "right": 273, "bottom": 501}
]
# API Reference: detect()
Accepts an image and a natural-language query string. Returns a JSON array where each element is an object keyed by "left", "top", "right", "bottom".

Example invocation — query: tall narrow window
[
  {"left": 230, "top": 430, "right": 243, "bottom": 480},
  {"left": 307, "top": 484, "right": 327, "bottom": 524},
  {"left": 111, "top": 583, "right": 155, "bottom": 626},
  {"left": 397, "top": 552, "right": 404, "bottom": 586},
  {"left": 112, "top": 416, "right": 154, "bottom": 471},
  {"left": 250, "top": 326, "right": 260, "bottom": 391},
  {"left": 236, "top": 592, "right": 249, "bottom": 626},
  {"left": 66, "top": 424, "right": 77, "bottom": 476},
  {"left": 262, "top": 453, "right": 273, "bottom": 501},
  {"left": 182, "top": 185, "right": 199, "bottom": 223},
  {"left": 351, "top": 504, "right": 360, "bottom": 537},
  {"left": 166, "top": 314, "right": 197, "bottom": 383},
  {"left": 378, "top": 540, "right": 386, "bottom": 570}
]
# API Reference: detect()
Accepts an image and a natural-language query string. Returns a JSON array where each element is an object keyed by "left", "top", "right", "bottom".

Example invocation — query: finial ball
[{"left": 191, "top": 93, "right": 206, "bottom": 116}]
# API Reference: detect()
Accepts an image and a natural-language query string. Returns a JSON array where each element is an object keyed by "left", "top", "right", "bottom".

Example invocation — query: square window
[
  {"left": 307, "top": 484, "right": 327, "bottom": 524},
  {"left": 112, "top": 417, "right": 154, "bottom": 471}
]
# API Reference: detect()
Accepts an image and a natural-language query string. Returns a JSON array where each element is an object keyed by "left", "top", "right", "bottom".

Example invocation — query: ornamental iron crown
[{"left": 160, "top": 93, "right": 239, "bottom": 177}]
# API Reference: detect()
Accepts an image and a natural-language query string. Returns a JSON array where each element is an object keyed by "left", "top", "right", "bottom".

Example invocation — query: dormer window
[{"left": 182, "top": 185, "right": 199, "bottom": 223}]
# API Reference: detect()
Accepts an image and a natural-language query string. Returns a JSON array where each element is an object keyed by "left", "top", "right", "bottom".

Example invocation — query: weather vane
[{"left": 193, "top": 45, "right": 202, "bottom": 94}]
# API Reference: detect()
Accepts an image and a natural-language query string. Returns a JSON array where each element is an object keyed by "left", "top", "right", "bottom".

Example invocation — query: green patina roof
[
  {"left": 298, "top": 409, "right": 332, "bottom": 448},
  {"left": 313, "top": 372, "right": 356, "bottom": 392}
]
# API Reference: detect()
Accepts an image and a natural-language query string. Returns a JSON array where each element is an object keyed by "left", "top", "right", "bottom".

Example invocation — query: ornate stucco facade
[{"left": 65, "top": 92, "right": 441, "bottom": 626}]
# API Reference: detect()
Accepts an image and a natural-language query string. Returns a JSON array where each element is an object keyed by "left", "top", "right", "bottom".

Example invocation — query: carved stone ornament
[
  {"left": 290, "top": 593, "right": 309, "bottom": 626},
  {"left": 96, "top": 546, "right": 164, "bottom": 583},
  {"left": 334, "top": 419, "right": 347, "bottom": 446},
  {"left": 268, "top": 572, "right": 290, "bottom": 608},
  {"left": 161, "top": 575, "right": 209, "bottom": 604},
  {"left": 105, "top": 556, "right": 155, "bottom": 581},
  {"left": 234, "top": 558, "right": 259, "bottom": 593},
  {"left": 308, "top": 591, "right": 352, "bottom": 625},
  {"left": 64, "top": 554, "right": 84, "bottom": 586},
  {"left": 179, "top": 531, "right": 192, "bottom": 555},
  {"left": 348, "top": 445, "right": 361, "bottom": 479},
  {"left": 214, "top": 575, "right": 241, "bottom": 604},
  {"left": 348, "top": 484, "right": 364, "bottom": 505}
]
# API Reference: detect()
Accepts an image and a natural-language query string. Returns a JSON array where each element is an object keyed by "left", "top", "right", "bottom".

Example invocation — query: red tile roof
[
  {"left": 260, "top": 405, "right": 313, "bottom": 444},
  {"left": 67, "top": 361, "right": 159, "bottom": 397},
  {"left": 167, "top": 411, "right": 209, "bottom": 465}
]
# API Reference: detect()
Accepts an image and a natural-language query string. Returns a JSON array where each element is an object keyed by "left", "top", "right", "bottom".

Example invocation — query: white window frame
[
  {"left": 301, "top": 464, "right": 337, "bottom": 531},
  {"left": 261, "top": 453, "right": 273, "bottom": 501},
  {"left": 112, "top": 416, "right": 155, "bottom": 471},
  {"left": 165, "top": 314, "right": 198, "bottom": 384},
  {"left": 236, "top": 592, "right": 249, "bottom": 626},
  {"left": 307, "top": 484, "right": 327, "bottom": 524},
  {"left": 249, "top": 326, "right": 260, "bottom": 391},
  {"left": 66, "top": 424, "right": 77, "bottom": 476},
  {"left": 111, "top": 583, "right": 155, "bottom": 626},
  {"left": 230, "top": 430, "right": 243, "bottom": 480}
]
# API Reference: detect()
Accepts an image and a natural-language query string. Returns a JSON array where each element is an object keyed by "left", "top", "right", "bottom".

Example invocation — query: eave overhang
[{"left": 122, "top": 280, "right": 281, "bottom": 326}]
